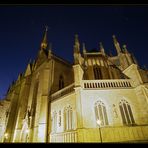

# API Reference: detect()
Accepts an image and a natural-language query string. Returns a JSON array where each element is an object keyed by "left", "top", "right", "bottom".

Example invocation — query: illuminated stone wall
[
  {"left": 0, "top": 100, "right": 10, "bottom": 142},
  {"left": 50, "top": 85, "right": 148, "bottom": 142}
]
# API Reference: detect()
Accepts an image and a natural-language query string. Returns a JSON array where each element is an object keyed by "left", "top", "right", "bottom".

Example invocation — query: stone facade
[
  {"left": 0, "top": 99, "right": 10, "bottom": 142},
  {"left": 0, "top": 30, "right": 148, "bottom": 143}
]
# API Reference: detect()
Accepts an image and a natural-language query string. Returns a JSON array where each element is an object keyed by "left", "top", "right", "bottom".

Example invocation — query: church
[{"left": 0, "top": 27, "right": 148, "bottom": 143}]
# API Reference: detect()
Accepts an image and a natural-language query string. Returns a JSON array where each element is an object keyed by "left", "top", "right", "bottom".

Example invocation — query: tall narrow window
[
  {"left": 94, "top": 100, "right": 109, "bottom": 126},
  {"left": 59, "top": 110, "right": 61, "bottom": 127},
  {"left": 52, "top": 111, "right": 57, "bottom": 133},
  {"left": 119, "top": 100, "right": 135, "bottom": 125},
  {"left": 59, "top": 75, "right": 64, "bottom": 90},
  {"left": 93, "top": 66, "right": 102, "bottom": 79},
  {"left": 64, "top": 106, "right": 73, "bottom": 131}
]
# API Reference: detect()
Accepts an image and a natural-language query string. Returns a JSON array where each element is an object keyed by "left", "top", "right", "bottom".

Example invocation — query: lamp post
[{"left": 96, "top": 119, "right": 102, "bottom": 143}]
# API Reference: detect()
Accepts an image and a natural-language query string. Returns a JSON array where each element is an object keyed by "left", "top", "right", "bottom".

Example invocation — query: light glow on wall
[
  {"left": 96, "top": 119, "right": 101, "bottom": 126},
  {"left": 4, "top": 133, "right": 8, "bottom": 139}
]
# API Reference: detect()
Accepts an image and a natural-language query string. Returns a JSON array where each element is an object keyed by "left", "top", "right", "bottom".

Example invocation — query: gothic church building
[{"left": 0, "top": 28, "right": 148, "bottom": 143}]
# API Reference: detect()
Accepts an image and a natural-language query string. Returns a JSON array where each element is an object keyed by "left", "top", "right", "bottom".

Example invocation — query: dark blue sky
[{"left": 0, "top": 5, "right": 148, "bottom": 99}]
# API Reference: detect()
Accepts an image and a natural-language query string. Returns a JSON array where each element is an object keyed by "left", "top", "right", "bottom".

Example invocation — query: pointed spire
[
  {"left": 112, "top": 34, "right": 122, "bottom": 55},
  {"left": 74, "top": 34, "right": 80, "bottom": 53},
  {"left": 75, "top": 34, "right": 79, "bottom": 44},
  {"left": 112, "top": 35, "right": 118, "bottom": 44},
  {"left": 17, "top": 73, "right": 22, "bottom": 82},
  {"left": 73, "top": 34, "right": 82, "bottom": 64},
  {"left": 82, "top": 43, "right": 86, "bottom": 54},
  {"left": 41, "top": 26, "right": 48, "bottom": 50},
  {"left": 99, "top": 42, "right": 105, "bottom": 55},
  {"left": 24, "top": 63, "right": 32, "bottom": 77}
]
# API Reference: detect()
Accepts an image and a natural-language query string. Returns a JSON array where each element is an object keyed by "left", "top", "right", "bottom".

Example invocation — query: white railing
[
  {"left": 50, "top": 80, "right": 133, "bottom": 100},
  {"left": 50, "top": 130, "right": 77, "bottom": 143},
  {"left": 51, "top": 83, "right": 75, "bottom": 100},
  {"left": 82, "top": 79, "right": 133, "bottom": 89}
]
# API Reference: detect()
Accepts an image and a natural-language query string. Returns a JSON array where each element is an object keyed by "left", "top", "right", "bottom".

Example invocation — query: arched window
[
  {"left": 94, "top": 100, "right": 109, "bottom": 126},
  {"left": 64, "top": 106, "right": 73, "bottom": 131},
  {"left": 59, "top": 75, "right": 64, "bottom": 90},
  {"left": 52, "top": 111, "right": 57, "bottom": 133},
  {"left": 119, "top": 100, "right": 135, "bottom": 125},
  {"left": 93, "top": 66, "right": 102, "bottom": 79}
]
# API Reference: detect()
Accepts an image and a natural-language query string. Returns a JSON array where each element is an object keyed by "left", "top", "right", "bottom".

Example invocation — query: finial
[
  {"left": 112, "top": 34, "right": 118, "bottom": 44},
  {"left": 82, "top": 43, "right": 85, "bottom": 49},
  {"left": 82, "top": 43, "right": 86, "bottom": 53},
  {"left": 99, "top": 42, "right": 105, "bottom": 55},
  {"left": 112, "top": 34, "right": 122, "bottom": 55},
  {"left": 99, "top": 42, "right": 103, "bottom": 49},
  {"left": 45, "top": 25, "right": 48, "bottom": 32},
  {"left": 123, "top": 44, "right": 126, "bottom": 48},
  {"left": 122, "top": 44, "right": 128, "bottom": 53},
  {"left": 74, "top": 33, "right": 80, "bottom": 53},
  {"left": 112, "top": 34, "right": 116, "bottom": 38},
  {"left": 75, "top": 34, "right": 79, "bottom": 43}
]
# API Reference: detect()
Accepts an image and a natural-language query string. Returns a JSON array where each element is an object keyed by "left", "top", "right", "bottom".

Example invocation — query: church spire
[
  {"left": 112, "top": 35, "right": 122, "bottom": 55},
  {"left": 99, "top": 42, "right": 105, "bottom": 55},
  {"left": 41, "top": 26, "right": 48, "bottom": 50}
]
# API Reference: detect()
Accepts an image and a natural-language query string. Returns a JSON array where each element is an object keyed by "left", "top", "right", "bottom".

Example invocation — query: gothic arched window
[
  {"left": 94, "top": 100, "right": 109, "bottom": 126},
  {"left": 59, "top": 75, "right": 64, "bottom": 90},
  {"left": 52, "top": 111, "right": 57, "bottom": 133},
  {"left": 119, "top": 100, "right": 135, "bottom": 125},
  {"left": 64, "top": 106, "right": 73, "bottom": 131},
  {"left": 93, "top": 66, "right": 102, "bottom": 79}
]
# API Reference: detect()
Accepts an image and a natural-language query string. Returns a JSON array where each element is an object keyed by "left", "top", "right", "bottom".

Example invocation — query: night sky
[{"left": 0, "top": 5, "right": 148, "bottom": 100}]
